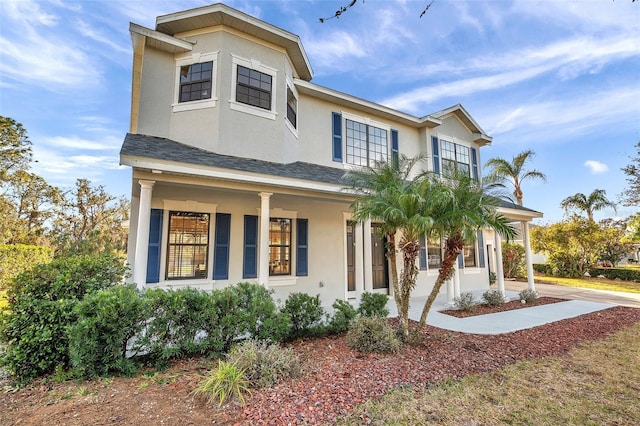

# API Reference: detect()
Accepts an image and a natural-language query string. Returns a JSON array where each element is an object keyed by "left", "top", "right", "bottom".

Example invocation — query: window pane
[
  {"left": 269, "top": 218, "right": 291, "bottom": 275},
  {"left": 167, "top": 211, "right": 209, "bottom": 279},
  {"left": 464, "top": 243, "right": 477, "bottom": 267},
  {"left": 179, "top": 61, "right": 213, "bottom": 103},
  {"left": 427, "top": 239, "right": 442, "bottom": 269},
  {"left": 236, "top": 65, "right": 272, "bottom": 110}
]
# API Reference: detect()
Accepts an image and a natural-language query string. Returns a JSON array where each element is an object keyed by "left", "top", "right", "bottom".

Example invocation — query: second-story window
[
  {"left": 236, "top": 65, "right": 272, "bottom": 110},
  {"left": 441, "top": 140, "right": 470, "bottom": 176},
  {"left": 179, "top": 61, "right": 213, "bottom": 103},
  {"left": 286, "top": 86, "right": 297, "bottom": 129},
  {"left": 345, "top": 119, "right": 388, "bottom": 167}
]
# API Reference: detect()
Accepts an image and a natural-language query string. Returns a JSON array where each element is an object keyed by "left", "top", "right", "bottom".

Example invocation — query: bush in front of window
[
  {"left": 282, "top": 292, "right": 325, "bottom": 339},
  {"left": 326, "top": 299, "right": 358, "bottom": 334},
  {"left": 357, "top": 292, "right": 390, "bottom": 318},
  {"left": 0, "top": 254, "right": 127, "bottom": 384}
]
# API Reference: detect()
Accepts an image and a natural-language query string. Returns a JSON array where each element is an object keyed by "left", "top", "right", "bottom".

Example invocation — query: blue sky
[{"left": 1, "top": 0, "right": 638, "bottom": 224}]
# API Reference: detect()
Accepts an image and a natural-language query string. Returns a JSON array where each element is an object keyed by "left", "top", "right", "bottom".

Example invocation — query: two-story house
[{"left": 120, "top": 3, "right": 542, "bottom": 307}]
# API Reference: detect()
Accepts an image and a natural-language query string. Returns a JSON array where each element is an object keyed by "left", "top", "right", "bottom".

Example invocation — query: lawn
[
  {"left": 534, "top": 274, "right": 640, "bottom": 294},
  {"left": 338, "top": 321, "right": 640, "bottom": 425}
]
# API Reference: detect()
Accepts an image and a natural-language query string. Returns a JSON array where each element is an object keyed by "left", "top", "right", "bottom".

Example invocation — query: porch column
[
  {"left": 133, "top": 180, "right": 155, "bottom": 289},
  {"left": 522, "top": 221, "right": 536, "bottom": 291},
  {"left": 494, "top": 232, "right": 506, "bottom": 296},
  {"left": 355, "top": 221, "right": 365, "bottom": 298},
  {"left": 453, "top": 260, "right": 461, "bottom": 298},
  {"left": 446, "top": 277, "right": 455, "bottom": 305},
  {"left": 363, "top": 219, "right": 373, "bottom": 291},
  {"left": 258, "top": 192, "right": 272, "bottom": 287}
]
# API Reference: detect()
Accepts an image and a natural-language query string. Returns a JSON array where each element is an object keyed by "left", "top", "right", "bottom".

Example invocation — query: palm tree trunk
[
  {"left": 398, "top": 239, "right": 420, "bottom": 338},
  {"left": 385, "top": 232, "right": 402, "bottom": 315}
]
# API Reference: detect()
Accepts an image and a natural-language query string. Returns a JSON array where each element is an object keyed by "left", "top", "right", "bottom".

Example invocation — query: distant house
[{"left": 120, "top": 3, "right": 542, "bottom": 306}]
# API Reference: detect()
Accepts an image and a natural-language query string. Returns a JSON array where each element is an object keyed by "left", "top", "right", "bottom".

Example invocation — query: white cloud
[
  {"left": 41, "top": 136, "right": 119, "bottom": 151},
  {"left": 76, "top": 20, "right": 130, "bottom": 54},
  {"left": 584, "top": 160, "right": 609, "bottom": 174},
  {"left": 2, "top": 0, "right": 58, "bottom": 26},
  {"left": 304, "top": 31, "right": 367, "bottom": 70}
]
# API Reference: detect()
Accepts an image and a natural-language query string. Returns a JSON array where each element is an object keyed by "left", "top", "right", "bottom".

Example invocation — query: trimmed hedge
[
  {"left": 588, "top": 267, "right": 640, "bottom": 282},
  {"left": 533, "top": 263, "right": 549, "bottom": 274},
  {"left": 0, "top": 244, "right": 54, "bottom": 290}
]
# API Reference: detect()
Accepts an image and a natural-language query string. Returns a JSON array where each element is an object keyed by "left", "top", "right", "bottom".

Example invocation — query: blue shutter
[
  {"left": 391, "top": 129, "right": 399, "bottom": 168},
  {"left": 146, "top": 209, "right": 163, "bottom": 284},
  {"left": 471, "top": 147, "right": 479, "bottom": 182},
  {"left": 243, "top": 215, "right": 258, "bottom": 279},
  {"left": 477, "top": 230, "right": 485, "bottom": 268},
  {"left": 296, "top": 219, "right": 308, "bottom": 276},
  {"left": 213, "top": 213, "right": 231, "bottom": 280},
  {"left": 332, "top": 112, "right": 343, "bottom": 162},
  {"left": 458, "top": 253, "right": 464, "bottom": 269},
  {"left": 419, "top": 234, "right": 427, "bottom": 270},
  {"left": 432, "top": 136, "right": 440, "bottom": 175}
]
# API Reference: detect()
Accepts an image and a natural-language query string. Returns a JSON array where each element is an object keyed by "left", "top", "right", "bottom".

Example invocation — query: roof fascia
[
  {"left": 295, "top": 80, "right": 442, "bottom": 129},
  {"left": 432, "top": 103, "right": 492, "bottom": 146},
  {"left": 497, "top": 206, "right": 544, "bottom": 221},
  {"left": 129, "top": 22, "right": 194, "bottom": 53}
]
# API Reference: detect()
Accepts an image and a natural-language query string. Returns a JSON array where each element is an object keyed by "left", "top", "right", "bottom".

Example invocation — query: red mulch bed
[
  {"left": 440, "top": 296, "right": 566, "bottom": 318},
  {"left": 2, "top": 306, "right": 640, "bottom": 426}
]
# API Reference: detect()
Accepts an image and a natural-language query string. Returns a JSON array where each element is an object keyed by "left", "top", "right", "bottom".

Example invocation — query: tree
[
  {"left": 418, "top": 169, "right": 516, "bottom": 327},
  {"left": 560, "top": 189, "right": 616, "bottom": 222},
  {"left": 345, "top": 154, "right": 434, "bottom": 338},
  {"left": 484, "top": 149, "right": 546, "bottom": 206},
  {"left": 52, "top": 179, "right": 130, "bottom": 256},
  {"left": 0, "top": 116, "right": 33, "bottom": 183},
  {"left": 620, "top": 141, "right": 640, "bottom": 207}
]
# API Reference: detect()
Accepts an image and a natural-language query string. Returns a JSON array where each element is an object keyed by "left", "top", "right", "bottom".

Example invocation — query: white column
[
  {"left": 258, "top": 192, "right": 272, "bottom": 287},
  {"left": 446, "top": 277, "right": 455, "bottom": 305},
  {"left": 363, "top": 219, "right": 373, "bottom": 292},
  {"left": 495, "top": 232, "right": 506, "bottom": 296},
  {"left": 522, "top": 221, "right": 536, "bottom": 291},
  {"left": 355, "top": 221, "right": 365, "bottom": 298},
  {"left": 453, "top": 259, "right": 461, "bottom": 298},
  {"left": 133, "top": 180, "right": 155, "bottom": 289}
]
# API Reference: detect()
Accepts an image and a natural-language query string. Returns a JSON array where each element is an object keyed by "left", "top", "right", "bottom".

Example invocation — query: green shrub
[
  {"left": 0, "top": 244, "right": 53, "bottom": 290},
  {"left": 488, "top": 271, "right": 497, "bottom": 285},
  {"left": 587, "top": 267, "right": 640, "bottom": 282},
  {"left": 282, "top": 292, "right": 325, "bottom": 339},
  {"left": 357, "top": 292, "right": 389, "bottom": 318},
  {"left": 482, "top": 290, "right": 505, "bottom": 307},
  {"left": 346, "top": 316, "right": 401, "bottom": 354},
  {"left": 136, "top": 288, "right": 221, "bottom": 360},
  {"left": 227, "top": 338, "right": 302, "bottom": 388},
  {"left": 533, "top": 263, "right": 549, "bottom": 274},
  {"left": 327, "top": 299, "right": 358, "bottom": 334},
  {"left": 519, "top": 289, "right": 539, "bottom": 304},
  {"left": 193, "top": 360, "right": 250, "bottom": 406},
  {"left": 68, "top": 284, "right": 146, "bottom": 378},
  {"left": 0, "top": 254, "right": 127, "bottom": 384},
  {"left": 453, "top": 292, "right": 476, "bottom": 312}
]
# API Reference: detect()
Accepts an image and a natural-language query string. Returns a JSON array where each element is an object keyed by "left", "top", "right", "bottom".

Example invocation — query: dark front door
[
  {"left": 371, "top": 224, "right": 389, "bottom": 290},
  {"left": 346, "top": 222, "right": 355, "bottom": 292}
]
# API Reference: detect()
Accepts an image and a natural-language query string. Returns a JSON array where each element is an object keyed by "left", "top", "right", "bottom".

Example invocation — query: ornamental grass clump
[
  {"left": 193, "top": 360, "right": 250, "bottom": 406},
  {"left": 482, "top": 290, "right": 506, "bottom": 307},
  {"left": 346, "top": 316, "right": 400, "bottom": 354},
  {"left": 453, "top": 292, "right": 477, "bottom": 312},
  {"left": 519, "top": 289, "right": 539, "bottom": 304}
]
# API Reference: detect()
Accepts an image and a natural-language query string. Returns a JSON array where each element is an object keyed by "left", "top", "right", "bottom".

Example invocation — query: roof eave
[{"left": 129, "top": 22, "right": 194, "bottom": 54}]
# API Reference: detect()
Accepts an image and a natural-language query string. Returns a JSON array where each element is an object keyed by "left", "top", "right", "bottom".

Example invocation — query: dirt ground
[{"left": 2, "top": 305, "right": 639, "bottom": 425}]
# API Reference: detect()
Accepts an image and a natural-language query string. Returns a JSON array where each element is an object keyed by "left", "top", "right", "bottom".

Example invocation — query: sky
[{"left": 1, "top": 0, "right": 639, "bottom": 224}]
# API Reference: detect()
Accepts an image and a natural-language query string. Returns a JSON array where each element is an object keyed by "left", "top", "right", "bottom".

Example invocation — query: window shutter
[
  {"left": 471, "top": 147, "right": 479, "bottom": 182},
  {"left": 243, "top": 215, "right": 258, "bottom": 279},
  {"left": 146, "top": 209, "right": 163, "bottom": 284},
  {"left": 458, "top": 253, "right": 464, "bottom": 269},
  {"left": 477, "top": 230, "right": 485, "bottom": 268},
  {"left": 419, "top": 234, "right": 427, "bottom": 270},
  {"left": 213, "top": 213, "right": 231, "bottom": 280},
  {"left": 391, "top": 129, "right": 399, "bottom": 168},
  {"left": 432, "top": 136, "right": 440, "bottom": 175},
  {"left": 332, "top": 112, "right": 343, "bottom": 162},
  {"left": 296, "top": 219, "right": 308, "bottom": 276}
]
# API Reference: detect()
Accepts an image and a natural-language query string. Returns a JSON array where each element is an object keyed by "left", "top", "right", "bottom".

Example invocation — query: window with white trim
[
  {"left": 230, "top": 56, "right": 277, "bottom": 120},
  {"left": 166, "top": 211, "right": 210, "bottom": 280},
  {"left": 173, "top": 52, "right": 218, "bottom": 112},
  {"left": 345, "top": 119, "right": 388, "bottom": 167},
  {"left": 269, "top": 218, "right": 291, "bottom": 276},
  {"left": 427, "top": 238, "right": 443, "bottom": 269},
  {"left": 441, "top": 140, "right": 470, "bottom": 176},
  {"left": 463, "top": 242, "right": 477, "bottom": 267},
  {"left": 286, "top": 85, "right": 297, "bottom": 129}
]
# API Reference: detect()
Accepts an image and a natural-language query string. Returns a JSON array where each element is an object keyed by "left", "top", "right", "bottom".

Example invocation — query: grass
[
  {"left": 338, "top": 321, "right": 640, "bottom": 425},
  {"left": 534, "top": 275, "right": 640, "bottom": 294}
]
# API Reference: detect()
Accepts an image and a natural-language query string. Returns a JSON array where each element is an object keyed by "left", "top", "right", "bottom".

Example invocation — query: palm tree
[
  {"left": 345, "top": 154, "right": 434, "bottom": 338},
  {"left": 484, "top": 149, "right": 546, "bottom": 206},
  {"left": 560, "top": 189, "right": 617, "bottom": 222},
  {"left": 418, "top": 169, "right": 517, "bottom": 328}
]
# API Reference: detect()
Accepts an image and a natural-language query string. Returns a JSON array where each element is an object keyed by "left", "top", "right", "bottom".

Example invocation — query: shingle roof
[{"left": 120, "top": 133, "right": 347, "bottom": 186}]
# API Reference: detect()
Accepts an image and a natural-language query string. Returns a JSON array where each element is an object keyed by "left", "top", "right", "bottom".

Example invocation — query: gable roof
[
  {"left": 120, "top": 133, "right": 345, "bottom": 186},
  {"left": 431, "top": 104, "right": 492, "bottom": 146}
]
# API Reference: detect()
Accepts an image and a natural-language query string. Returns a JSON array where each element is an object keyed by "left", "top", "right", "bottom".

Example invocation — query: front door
[
  {"left": 371, "top": 224, "right": 389, "bottom": 292},
  {"left": 346, "top": 221, "right": 356, "bottom": 298}
]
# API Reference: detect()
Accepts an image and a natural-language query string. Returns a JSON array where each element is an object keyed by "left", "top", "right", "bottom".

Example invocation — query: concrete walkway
[{"left": 385, "top": 283, "right": 639, "bottom": 335}]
